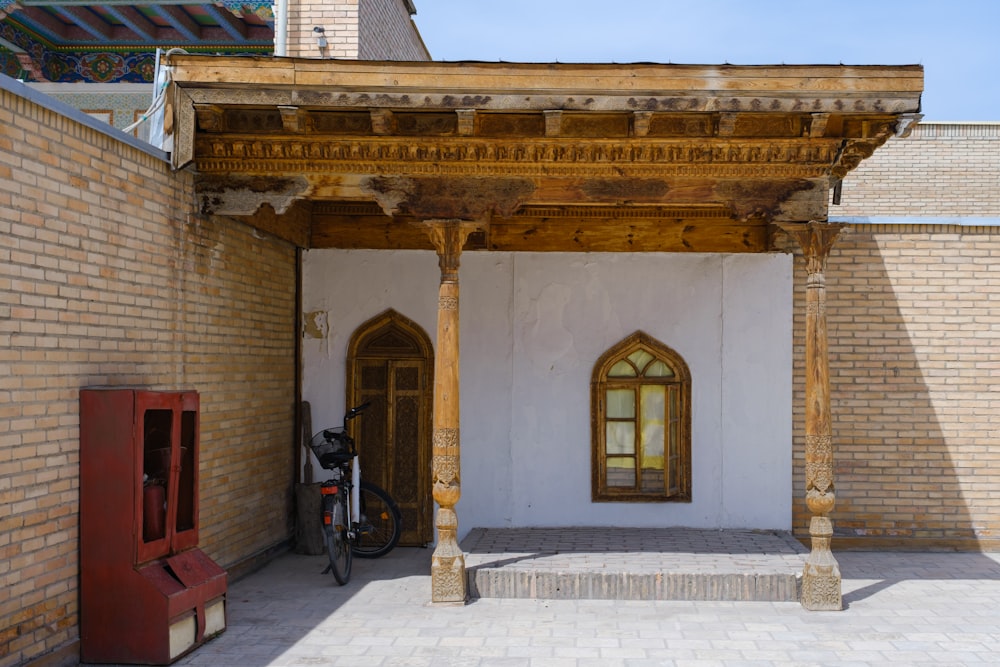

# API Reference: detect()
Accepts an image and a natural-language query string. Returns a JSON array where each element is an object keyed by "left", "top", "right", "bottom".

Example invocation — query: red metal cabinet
[{"left": 80, "top": 388, "right": 227, "bottom": 664}]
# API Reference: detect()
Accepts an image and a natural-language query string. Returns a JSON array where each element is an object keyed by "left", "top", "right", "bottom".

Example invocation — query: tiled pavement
[{"left": 172, "top": 529, "right": 1000, "bottom": 666}]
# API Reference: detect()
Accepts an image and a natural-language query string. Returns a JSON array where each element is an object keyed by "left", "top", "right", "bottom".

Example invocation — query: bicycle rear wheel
[
  {"left": 323, "top": 492, "right": 352, "bottom": 584},
  {"left": 353, "top": 481, "right": 402, "bottom": 558}
]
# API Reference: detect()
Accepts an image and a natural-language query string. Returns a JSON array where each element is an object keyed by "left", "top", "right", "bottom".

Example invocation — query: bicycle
[{"left": 308, "top": 401, "right": 403, "bottom": 585}]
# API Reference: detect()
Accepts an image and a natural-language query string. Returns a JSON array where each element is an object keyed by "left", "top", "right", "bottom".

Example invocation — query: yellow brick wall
[
  {"left": 834, "top": 122, "right": 1000, "bottom": 217},
  {"left": 0, "top": 87, "right": 297, "bottom": 665},
  {"left": 286, "top": 0, "right": 428, "bottom": 60},
  {"left": 790, "top": 122, "right": 1000, "bottom": 548},
  {"left": 287, "top": 0, "right": 360, "bottom": 59}
]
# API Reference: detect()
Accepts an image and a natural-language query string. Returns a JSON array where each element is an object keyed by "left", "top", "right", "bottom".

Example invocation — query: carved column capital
[
  {"left": 415, "top": 219, "right": 484, "bottom": 283},
  {"left": 779, "top": 221, "right": 847, "bottom": 276}
]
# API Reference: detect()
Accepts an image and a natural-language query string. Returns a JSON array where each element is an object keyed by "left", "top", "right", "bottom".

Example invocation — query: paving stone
[{"left": 158, "top": 529, "right": 1000, "bottom": 667}]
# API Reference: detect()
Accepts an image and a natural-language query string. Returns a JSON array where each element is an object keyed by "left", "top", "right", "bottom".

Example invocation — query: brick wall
[
  {"left": 287, "top": 0, "right": 361, "bottom": 59},
  {"left": 0, "top": 84, "right": 297, "bottom": 665},
  {"left": 359, "top": 0, "right": 429, "bottom": 60},
  {"left": 789, "top": 122, "right": 1000, "bottom": 548},
  {"left": 834, "top": 122, "right": 1000, "bottom": 217},
  {"left": 286, "top": 0, "right": 428, "bottom": 60}
]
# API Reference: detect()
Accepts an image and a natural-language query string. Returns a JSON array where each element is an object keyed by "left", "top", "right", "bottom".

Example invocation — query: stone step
[
  {"left": 461, "top": 527, "right": 808, "bottom": 602},
  {"left": 468, "top": 568, "right": 801, "bottom": 601}
]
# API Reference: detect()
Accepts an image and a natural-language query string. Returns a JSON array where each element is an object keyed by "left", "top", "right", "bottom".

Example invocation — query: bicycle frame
[
  {"left": 320, "top": 457, "right": 361, "bottom": 535},
  {"left": 310, "top": 401, "right": 402, "bottom": 583}
]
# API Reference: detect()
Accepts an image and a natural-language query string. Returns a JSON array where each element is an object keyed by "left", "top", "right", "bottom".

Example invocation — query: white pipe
[
  {"left": 351, "top": 456, "right": 360, "bottom": 524},
  {"left": 274, "top": 0, "right": 288, "bottom": 57}
]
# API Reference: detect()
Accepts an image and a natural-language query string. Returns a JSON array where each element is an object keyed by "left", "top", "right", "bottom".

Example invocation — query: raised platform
[{"left": 462, "top": 527, "right": 808, "bottom": 602}]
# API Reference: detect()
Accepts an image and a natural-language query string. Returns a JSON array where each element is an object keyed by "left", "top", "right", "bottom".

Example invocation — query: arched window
[{"left": 591, "top": 332, "right": 691, "bottom": 502}]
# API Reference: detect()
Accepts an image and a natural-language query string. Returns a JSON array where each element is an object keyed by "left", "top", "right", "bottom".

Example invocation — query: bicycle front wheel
[
  {"left": 353, "top": 481, "right": 402, "bottom": 558},
  {"left": 324, "top": 493, "right": 353, "bottom": 584}
]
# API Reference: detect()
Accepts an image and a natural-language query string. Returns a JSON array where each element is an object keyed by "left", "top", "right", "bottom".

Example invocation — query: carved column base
[
  {"left": 430, "top": 507, "right": 467, "bottom": 604},
  {"left": 800, "top": 516, "right": 842, "bottom": 611}
]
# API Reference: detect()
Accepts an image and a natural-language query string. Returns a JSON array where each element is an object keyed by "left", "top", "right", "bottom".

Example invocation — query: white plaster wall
[
  {"left": 302, "top": 249, "right": 793, "bottom": 538},
  {"left": 721, "top": 254, "right": 794, "bottom": 527}
]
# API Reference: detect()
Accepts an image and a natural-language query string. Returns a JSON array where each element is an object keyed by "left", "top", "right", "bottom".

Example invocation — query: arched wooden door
[{"left": 347, "top": 310, "right": 433, "bottom": 547}]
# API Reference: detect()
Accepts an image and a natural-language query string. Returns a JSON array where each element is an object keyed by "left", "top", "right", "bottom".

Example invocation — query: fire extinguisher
[{"left": 143, "top": 483, "right": 166, "bottom": 541}]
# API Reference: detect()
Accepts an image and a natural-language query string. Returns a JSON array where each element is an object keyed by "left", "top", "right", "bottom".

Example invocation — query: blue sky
[{"left": 413, "top": 1, "right": 1000, "bottom": 121}]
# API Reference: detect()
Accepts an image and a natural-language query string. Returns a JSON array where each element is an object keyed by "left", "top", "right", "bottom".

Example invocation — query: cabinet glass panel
[
  {"left": 142, "top": 409, "right": 172, "bottom": 544},
  {"left": 176, "top": 410, "right": 197, "bottom": 534}
]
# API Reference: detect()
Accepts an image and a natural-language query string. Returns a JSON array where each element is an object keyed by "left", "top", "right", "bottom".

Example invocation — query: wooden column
[
  {"left": 783, "top": 221, "right": 846, "bottom": 611},
  {"left": 418, "top": 219, "right": 480, "bottom": 604}
]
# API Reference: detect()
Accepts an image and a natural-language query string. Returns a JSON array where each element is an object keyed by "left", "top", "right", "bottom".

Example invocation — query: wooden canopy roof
[{"left": 166, "top": 56, "right": 923, "bottom": 253}]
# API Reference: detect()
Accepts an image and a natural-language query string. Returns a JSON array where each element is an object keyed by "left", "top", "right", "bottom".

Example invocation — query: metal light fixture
[{"left": 313, "top": 26, "right": 327, "bottom": 49}]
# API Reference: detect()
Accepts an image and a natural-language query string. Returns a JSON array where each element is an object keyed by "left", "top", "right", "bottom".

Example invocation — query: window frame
[{"left": 591, "top": 331, "right": 692, "bottom": 503}]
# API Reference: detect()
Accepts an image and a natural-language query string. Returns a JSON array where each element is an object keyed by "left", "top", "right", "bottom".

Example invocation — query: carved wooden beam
[
  {"left": 311, "top": 212, "right": 768, "bottom": 253},
  {"left": 632, "top": 111, "right": 653, "bottom": 137},
  {"left": 456, "top": 109, "right": 476, "bottom": 136},
  {"left": 278, "top": 105, "right": 308, "bottom": 133},
  {"left": 544, "top": 110, "right": 563, "bottom": 137},
  {"left": 809, "top": 113, "right": 830, "bottom": 138},
  {"left": 370, "top": 109, "right": 395, "bottom": 135}
]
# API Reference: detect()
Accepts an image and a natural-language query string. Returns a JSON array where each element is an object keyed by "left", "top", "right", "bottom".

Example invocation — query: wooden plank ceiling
[{"left": 166, "top": 56, "right": 923, "bottom": 253}]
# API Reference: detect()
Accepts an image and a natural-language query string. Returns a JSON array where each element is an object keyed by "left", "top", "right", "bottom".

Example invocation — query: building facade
[{"left": 1, "top": 4, "right": 998, "bottom": 666}]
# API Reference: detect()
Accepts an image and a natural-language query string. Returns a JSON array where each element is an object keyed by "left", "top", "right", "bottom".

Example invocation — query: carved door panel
[{"left": 354, "top": 358, "right": 431, "bottom": 547}]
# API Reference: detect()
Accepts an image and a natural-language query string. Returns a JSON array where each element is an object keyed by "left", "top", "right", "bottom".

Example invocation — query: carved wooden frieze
[{"left": 195, "top": 137, "right": 841, "bottom": 176}]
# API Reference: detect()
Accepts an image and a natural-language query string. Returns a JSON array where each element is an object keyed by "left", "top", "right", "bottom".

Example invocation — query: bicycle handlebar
[{"left": 344, "top": 401, "right": 371, "bottom": 424}]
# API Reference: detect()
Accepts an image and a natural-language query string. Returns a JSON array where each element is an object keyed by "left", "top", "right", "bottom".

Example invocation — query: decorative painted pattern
[
  {"left": 45, "top": 89, "right": 155, "bottom": 137},
  {"left": 220, "top": 1, "right": 275, "bottom": 20},
  {"left": 0, "top": 51, "right": 23, "bottom": 78},
  {"left": 7, "top": 43, "right": 270, "bottom": 83},
  {"left": 1, "top": 3, "right": 273, "bottom": 83}
]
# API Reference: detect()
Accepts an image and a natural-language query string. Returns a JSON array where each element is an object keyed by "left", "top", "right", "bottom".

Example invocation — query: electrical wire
[{"left": 123, "top": 48, "right": 188, "bottom": 134}]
